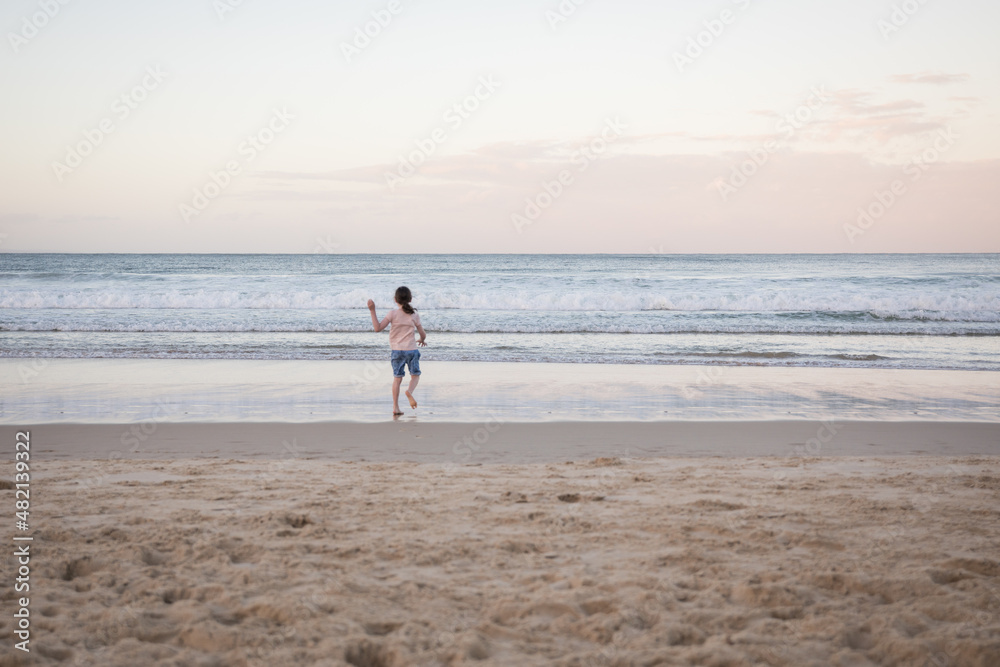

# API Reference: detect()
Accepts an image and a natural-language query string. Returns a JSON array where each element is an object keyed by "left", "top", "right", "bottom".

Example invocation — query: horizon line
[{"left": 1, "top": 251, "right": 998, "bottom": 256}]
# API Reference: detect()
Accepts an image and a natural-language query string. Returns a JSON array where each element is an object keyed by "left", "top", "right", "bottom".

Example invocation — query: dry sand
[{"left": 3, "top": 451, "right": 999, "bottom": 666}]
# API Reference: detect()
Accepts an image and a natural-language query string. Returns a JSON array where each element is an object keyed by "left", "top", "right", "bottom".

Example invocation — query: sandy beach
[
  {"left": 2, "top": 423, "right": 998, "bottom": 666},
  {"left": 4, "top": 0, "right": 999, "bottom": 660}
]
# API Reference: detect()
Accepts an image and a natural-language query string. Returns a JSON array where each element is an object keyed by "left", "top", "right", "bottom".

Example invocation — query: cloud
[
  {"left": 50, "top": 215, "right": 120, "bottom": 224},
  {"left": 221, "top": 136, "right": 1000, "bottom": 252},
  {"left": 0, "top": 214, "right": 40, "bottom": 225},
  {"left": 614, "top": 131, "right": 687, "bottom": 146},
  {"left": 0, "top": 214, "right": 119, "bottom": 226},
  {"left": 253, "top": 166, "right": 386, "bottom": 186},
  {"left": 888, "top": 72, "right": 971, "bottom": 85},
  {"left": 800, "top": 89, "right": 949, "bottom": 145},
  {"left": 689, "top": 133, "right": 777, "bottom": 144},
  {"left": 683, "top": 87, "right": 964, "bottom": 149},
  {"left": 7, "top": 146, "right": 998, "bottom": 252},
  {"left": 856, "top": 99, "right": 925, "bottom": 115}
]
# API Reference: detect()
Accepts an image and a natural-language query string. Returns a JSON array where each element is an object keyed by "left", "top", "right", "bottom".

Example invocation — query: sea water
[
  {"left": 1, "top": 254, "right": 997, "bottom": 423},
  {"left": 1, "top": 253, "right": 997, "bottom": 370}
]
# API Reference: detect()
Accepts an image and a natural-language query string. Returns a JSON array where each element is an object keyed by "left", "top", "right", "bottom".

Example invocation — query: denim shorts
[{"left": 391, "top": 349, "right": 421, "bottom": 378}]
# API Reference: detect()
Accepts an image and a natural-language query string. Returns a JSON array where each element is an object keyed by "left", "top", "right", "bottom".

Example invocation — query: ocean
[{"left": 1, "top": 253, "right": 998, "bottom": 371}]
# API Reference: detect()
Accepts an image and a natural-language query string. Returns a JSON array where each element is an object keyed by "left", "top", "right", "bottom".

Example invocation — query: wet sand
[
  {"left": 7, "top": 421, "right": 1000, "bottom": 463},
  {"left": 5, "top": 359, "right": 999, "bottom": 424}
]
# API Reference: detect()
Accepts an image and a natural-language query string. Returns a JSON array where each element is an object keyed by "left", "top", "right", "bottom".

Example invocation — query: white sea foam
[
  {"left": 2, "top": 254, "right": 997, "bottom": 371},
  {"left": 1, "top": 321, "right": 997, "bottom": 335},
  {"left": 1, "top": 288, "right": 997, "bottom": 320}
]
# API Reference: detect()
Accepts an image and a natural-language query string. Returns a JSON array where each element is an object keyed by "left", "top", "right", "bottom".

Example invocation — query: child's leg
[
  {"left": 404, "top": 351, "right": 421, "bottom": 407},
  {"left": 392, "top": 376, "right": 403, "bottom": 414},
  {"left": 404, "top": 374, "right": 420, "bottom": 409}
]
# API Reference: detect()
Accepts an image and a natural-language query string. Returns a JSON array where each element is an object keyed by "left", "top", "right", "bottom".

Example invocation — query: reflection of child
[{"left": 367, "top": 286, "right": 427, "bottom": 416}]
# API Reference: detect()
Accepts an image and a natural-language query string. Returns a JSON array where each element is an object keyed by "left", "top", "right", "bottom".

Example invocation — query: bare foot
[
  {"left": 405, "top": 391, "right": 417, "bottom": 409},
  {"left": 393, "top": 406, "right": 403, "bottom": 415}
]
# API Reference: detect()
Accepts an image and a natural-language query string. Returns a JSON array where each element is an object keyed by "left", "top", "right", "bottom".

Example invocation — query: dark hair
[{"left": 395, "top": 286, "right": 415, "bottom": 314}]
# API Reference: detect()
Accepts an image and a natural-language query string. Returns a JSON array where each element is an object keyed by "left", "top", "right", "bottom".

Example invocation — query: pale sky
[{"left": 1, "top": 0, "right": 998, "bottom": 253}]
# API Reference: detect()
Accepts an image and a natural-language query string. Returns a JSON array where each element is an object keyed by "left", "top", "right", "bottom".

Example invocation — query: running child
[{"left": 367, "top": 286, "right": 427, "bottom": 416}]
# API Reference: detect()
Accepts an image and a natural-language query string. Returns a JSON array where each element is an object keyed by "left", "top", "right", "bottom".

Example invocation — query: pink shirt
[{"left": 382, "top": 308, "right": 421, "bottom": 350}]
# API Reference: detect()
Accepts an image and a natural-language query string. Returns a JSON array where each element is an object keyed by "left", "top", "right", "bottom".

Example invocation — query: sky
[{"left": 1, "top": 0, "right": 998, "bottom": 253}]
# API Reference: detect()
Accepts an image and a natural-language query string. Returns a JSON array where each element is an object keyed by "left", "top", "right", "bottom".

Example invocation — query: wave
[
  {"left": 829, "top": 353, "right": 890, "bottom": 361},
  {"left": 1, "top": 348, "right": 991, "bottom": 371},
  {"left": 1, "top": 323, "right": 997, "bottom": 335},
  {"left": 674, "top": 351, "right": 801, "bottom": 359},
  {"left": 1, "top": 288, "right": 998, "bottom": 319}
]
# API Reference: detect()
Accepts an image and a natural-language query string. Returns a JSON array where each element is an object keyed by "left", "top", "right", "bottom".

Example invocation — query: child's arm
[
  {"left": 415, "top": 315, "right": 427, "bottom": 346},
  {"left": 367, "top": 299, "right": 390, "bottom": 332}
]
